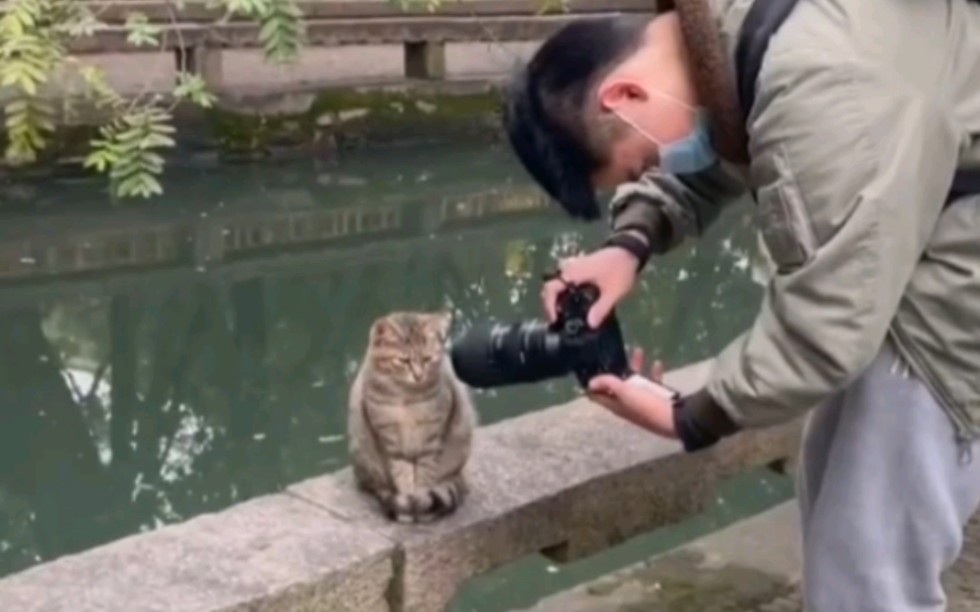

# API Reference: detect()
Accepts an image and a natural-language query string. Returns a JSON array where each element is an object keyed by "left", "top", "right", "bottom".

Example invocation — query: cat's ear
[
  {"left": 431, "top": 310, "right": 452, "bottom": 341},
  {"left": 371, "top": 317, "right": 399, "bottom": 346}
]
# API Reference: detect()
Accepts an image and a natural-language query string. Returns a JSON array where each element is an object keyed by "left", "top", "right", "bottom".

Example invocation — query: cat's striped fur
[{"left": 348, "top": 311, "right": 477, "bottom": 523}]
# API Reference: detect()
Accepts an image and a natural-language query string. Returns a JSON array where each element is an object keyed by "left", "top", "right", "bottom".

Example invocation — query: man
[{"left": 503, "top": 0, "right": 980, "bottom": 610}]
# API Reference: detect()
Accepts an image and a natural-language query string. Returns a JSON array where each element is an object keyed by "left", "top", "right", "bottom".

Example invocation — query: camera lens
[{"left": 449, "top": 319, "right": 570, "bottom": 388}]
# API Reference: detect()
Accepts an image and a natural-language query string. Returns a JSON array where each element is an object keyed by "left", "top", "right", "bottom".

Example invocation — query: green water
[{"left": 0, "top": 141, "right": 792, "bottom": 608}]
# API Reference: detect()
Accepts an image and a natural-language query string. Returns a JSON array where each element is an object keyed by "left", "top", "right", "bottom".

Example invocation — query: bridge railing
[
  {"left": 69, "top": 0, "right": 654, "bottom": 83},
  {"left": 0, "top": 359, "right": 802, "bottom": 612}
]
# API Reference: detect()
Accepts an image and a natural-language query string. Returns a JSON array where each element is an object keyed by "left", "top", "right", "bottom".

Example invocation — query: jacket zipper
[{"left": 887, "top": 326, "right": 977, "bottom": 464}]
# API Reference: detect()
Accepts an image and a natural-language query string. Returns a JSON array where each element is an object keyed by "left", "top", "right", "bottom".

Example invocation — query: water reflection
[{"left": 0, "top": 143, "right": 764, "bottom": 581}]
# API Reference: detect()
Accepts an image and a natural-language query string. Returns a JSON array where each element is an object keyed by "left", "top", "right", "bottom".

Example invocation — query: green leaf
[
  {"left": 149, "top": 122, "right": 177, "bottom": 135},
  {"left": 34, "top": 113, "right": 55, "bottom": 132},
  {"left": 173, "top": 72, "right": 218, "bottom": 108},
  {"left": 117, "top": 172, "right": 163, "bottom": 198},
  {"left": 6, "top": 141, "right": 38, "bottom": 165},
  {"left": 124, "top": 12, "right": 162, "bottom": 47},
  {"left": 4, "top": 99, "right": 29, "bottom": 116},
  {"left": 83, "top": 148, "right": 117, "bottom": 172},
  {"left": 61, "top": 12, "right": 103, "bottom": 38},
  {"left": 142, "top": 133, "right": 177, "bottom": 149},
  {"left": 5, "top": 112, "right": 25, "bottom": 130}
]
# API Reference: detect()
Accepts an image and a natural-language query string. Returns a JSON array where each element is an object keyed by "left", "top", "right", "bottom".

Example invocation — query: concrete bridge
[
  {"left": 0, "top": 0, "right": 656, "bottom": 161},
  {"left": 61, "top": 0, "right": 652, "bottom": 99}
]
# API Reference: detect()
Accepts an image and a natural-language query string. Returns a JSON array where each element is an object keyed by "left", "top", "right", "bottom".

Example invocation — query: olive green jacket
[{"left": 611, "top": 0, "right": 980, "bottom": 442}]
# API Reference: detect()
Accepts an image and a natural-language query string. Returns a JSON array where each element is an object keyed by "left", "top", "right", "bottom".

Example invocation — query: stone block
[
  {"left": 0, "top": 493, "right": 394, "bottom": 612},
  {"left": 290, "top": 434, "right": 573, "bottom": 612},
  {"left": 215, "top": 47, "right": 402, "bottom": 93},
  {"left": 711, "top": 418, "right": 804, "bottom": 482},
  {"left": 444, "top": 41, "right": 539, "bottom": 78},
  {"left": 480, "top": 400, "right": 718, "bottom": 562},
  {"left": 289, "top": 392, "right": 721, "bottom": 611}
]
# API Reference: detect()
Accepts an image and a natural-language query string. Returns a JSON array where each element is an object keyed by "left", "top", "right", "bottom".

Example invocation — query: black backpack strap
[
  {"left": 734, "top": 0, "right": 980, "bottom": 202},
  {"left": 948, "top": 168, "right": 980, "bottom": 204},
  {"left": 733, "top": 0, "right": 800, "bottom": 124}
]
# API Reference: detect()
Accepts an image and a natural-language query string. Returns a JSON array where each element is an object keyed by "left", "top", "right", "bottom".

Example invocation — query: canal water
[{"left": 0, "top": 141, "right": 792, "bottom": 609}]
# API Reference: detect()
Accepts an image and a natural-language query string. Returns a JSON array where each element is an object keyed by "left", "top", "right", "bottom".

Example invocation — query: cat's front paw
[
  {"left": 414, "top": 480, "right": 466, "bottom": 522},
  {"left": 384, "top": 492, "right": 414, "bottom": 523},
  {"left": 388, "top": 491, "right": 438, "bottom": 524},
  {"left": 385, "top": 486, "right": 461, "bottom": 523}
]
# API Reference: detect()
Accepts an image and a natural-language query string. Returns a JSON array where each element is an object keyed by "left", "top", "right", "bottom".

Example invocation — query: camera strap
[{"left": 735, "top": 0, "right": 980, "bottom": 204}]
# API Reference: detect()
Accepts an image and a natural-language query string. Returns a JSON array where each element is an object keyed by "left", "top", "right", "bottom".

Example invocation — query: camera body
[{"left": 449, "top": 282, "right": 632, "bottom": 390}]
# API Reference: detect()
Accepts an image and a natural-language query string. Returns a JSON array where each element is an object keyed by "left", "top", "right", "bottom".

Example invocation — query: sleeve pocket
[{"left": 755, "top": 173, "right": 818, "bottom": 274}]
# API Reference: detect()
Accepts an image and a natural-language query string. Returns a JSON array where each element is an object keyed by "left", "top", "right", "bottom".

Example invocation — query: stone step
[{"left": 518, "top": 501, "right": 980, "bottom": 612}]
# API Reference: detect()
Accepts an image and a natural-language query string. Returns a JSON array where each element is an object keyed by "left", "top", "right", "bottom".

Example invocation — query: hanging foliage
[{"left": 0, "top": 0, "right": 306, "bottom": 199}]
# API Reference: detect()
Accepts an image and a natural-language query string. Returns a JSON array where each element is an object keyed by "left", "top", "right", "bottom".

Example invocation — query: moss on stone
[
  {"left": 310, "top": 87, "right": 500, "bottom": 119},
  {"left": 580, "top": 550, "right": 799, "bottom": 612},
  {"left": 1, "top": 84, "right": 506, "bottom": 174},
  {"left": 204, "top": 86, "right": 504, "bottom": 158},
  {"left": 0, "top": 124, "right": 101, "bottom": 181}
]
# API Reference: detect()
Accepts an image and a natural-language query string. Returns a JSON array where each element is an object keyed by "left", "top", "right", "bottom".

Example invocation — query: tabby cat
[{"left": 347, "top": 311, "right": 477, "bottom": 523}]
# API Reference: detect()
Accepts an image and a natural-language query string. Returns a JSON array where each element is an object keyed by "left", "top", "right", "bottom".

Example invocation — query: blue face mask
[{"left": 614, "top": 104, "right": 718, "bottom": 175}]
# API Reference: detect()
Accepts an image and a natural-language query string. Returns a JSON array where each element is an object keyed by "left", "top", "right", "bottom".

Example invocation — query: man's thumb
[
  {"left": 587, "top": 296, "right": 615, "bottom": 329},
  {"left": 588, "top": 375, "right": 621, "bottom": 396}
]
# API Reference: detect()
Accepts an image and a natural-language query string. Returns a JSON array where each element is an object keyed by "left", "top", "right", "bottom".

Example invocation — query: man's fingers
[
  {"left": 630, "top": 347, "right": 645, "bottom": 373},
  {"left": 540, "top": 280, "right": 562, "bottom": 322},
  {"left": 651, "top": 360, "right": 665, "bottom": 383}
]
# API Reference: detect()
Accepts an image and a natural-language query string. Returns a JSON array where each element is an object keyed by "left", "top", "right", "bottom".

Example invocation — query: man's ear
[{"left": 597, "top": 79, "right": 647, "bottom": 111}]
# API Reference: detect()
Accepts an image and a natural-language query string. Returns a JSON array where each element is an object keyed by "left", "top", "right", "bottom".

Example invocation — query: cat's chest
[{"left": 367, "top": 395, "right": 450, "bottom": 429}]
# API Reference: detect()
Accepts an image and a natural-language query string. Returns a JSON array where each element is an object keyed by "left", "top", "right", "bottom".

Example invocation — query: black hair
[{"left": 502, "top": 16, "right": 651, "bottom": 220}]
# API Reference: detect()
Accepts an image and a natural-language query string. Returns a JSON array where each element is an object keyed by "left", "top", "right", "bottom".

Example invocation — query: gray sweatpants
[{"left": 798, "top": 338, "right": 980, "bottom": 611}]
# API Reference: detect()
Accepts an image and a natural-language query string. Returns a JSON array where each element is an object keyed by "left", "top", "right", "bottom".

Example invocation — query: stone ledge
[
  {"left": 0, "top": 493, "right": 394, "bottom": 612},
  {"left": 0, "top": 359, "right": 803, "bottom": 612}
]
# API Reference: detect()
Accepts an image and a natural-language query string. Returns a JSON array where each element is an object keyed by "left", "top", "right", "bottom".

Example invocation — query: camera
[{"left": 450, "top": 282, "right": 637, "bottom": 390}]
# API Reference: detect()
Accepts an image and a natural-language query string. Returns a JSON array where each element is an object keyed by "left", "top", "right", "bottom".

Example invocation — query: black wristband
[
  {"left": 602, "top": 232, "right": 652, "bottom": 271},
  {"left": 672, "top": 398, "right": 720, "bottom": 452},
  {"left": 613, "top": 222, "right": 656, "bottom": 248}
]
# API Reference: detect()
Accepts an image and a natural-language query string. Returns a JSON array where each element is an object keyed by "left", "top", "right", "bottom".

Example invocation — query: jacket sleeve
[
  {"left": 684, "top": 52, "right": 964, "bottom": 443},
  {"left": 607, "top": 161, "right": 747, "bottom": 254}
]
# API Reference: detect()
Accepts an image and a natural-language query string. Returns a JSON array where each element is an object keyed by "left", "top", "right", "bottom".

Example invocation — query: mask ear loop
[
  {"left": 612, "top": 109, "right": 665, "bottom": 148},
  {"left": 610, "top": 88, "right": 700, "bottom": 148}
]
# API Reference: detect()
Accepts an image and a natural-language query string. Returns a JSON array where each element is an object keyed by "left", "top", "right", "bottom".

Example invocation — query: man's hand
[
  {"left": 587, "top": 348, "right": 677, "bottom": 439},
  {"left": 631, "top": 347, "right": 665, "bottom": 384},
  {"left": 542, "top": 246, "right": 640, "bottom": 328}
]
